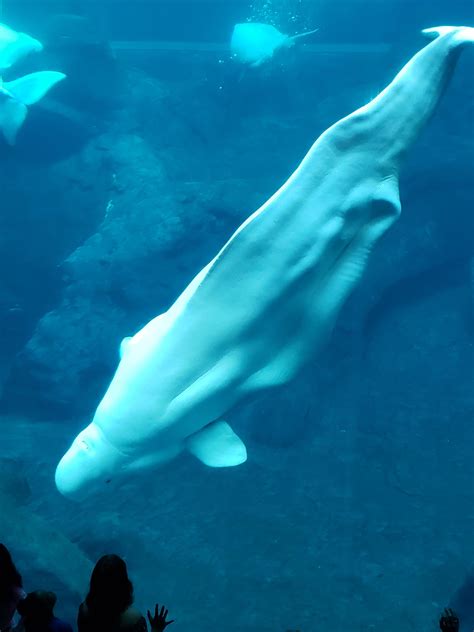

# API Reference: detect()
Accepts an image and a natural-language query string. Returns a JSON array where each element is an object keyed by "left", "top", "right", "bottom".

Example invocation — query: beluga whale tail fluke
[
  {"left": 56, "top": 27, "right": 474, "bottom": 500},
  {"left": 0, "top": 71, "right": 66, "bottom": 144},
  {"left": 290, "top": 28, "right": 319, "bottom": 43},
  {"left": 422, "top": 25, "right": 474, "bottom": 42}
]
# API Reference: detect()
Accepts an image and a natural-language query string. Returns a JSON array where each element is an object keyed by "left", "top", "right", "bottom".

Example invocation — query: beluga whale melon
[
  {"left": 56, "top": 26, "right": 474, "bottom": 500},
  {"left": 0, "top": 22, "right": 43, "bottom": 71},
  {"left": 230, "top": 22, "right": 318, "bottom": 67}
]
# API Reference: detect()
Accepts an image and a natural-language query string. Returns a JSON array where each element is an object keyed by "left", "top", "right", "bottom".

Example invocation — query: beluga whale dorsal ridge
[
  {"left": 56, "top": 26, "right": 474, "bottom": 500},
  {"left": 0, "top": 22, "right": 43, "bottom": 71},
  {"left": 230, "top": 22, "right": 318, "bottom": 67}
]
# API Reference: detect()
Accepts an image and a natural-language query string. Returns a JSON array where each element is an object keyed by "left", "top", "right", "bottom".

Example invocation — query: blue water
[{"left": 0, "top": 1, "right": 473, "bottom": 630}]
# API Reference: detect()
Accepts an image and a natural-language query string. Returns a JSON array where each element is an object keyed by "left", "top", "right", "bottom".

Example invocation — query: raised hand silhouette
[
  {"left": 439, "top": 608, "right": 459, "bottom": 632},
  {"left": 147, "top": 604, "right": 174, "bottom": 631}
]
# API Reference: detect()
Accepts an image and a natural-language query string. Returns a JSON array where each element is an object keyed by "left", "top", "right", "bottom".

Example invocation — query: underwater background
[{"left": 0, "top": 0, "right": 473, "bottom": 630}]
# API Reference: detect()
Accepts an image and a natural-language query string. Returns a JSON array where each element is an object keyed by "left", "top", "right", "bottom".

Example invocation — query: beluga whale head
[
  {"left": 0, "top": 22, "right": 43, "bottom": 72},
  {"left": 55, "top": 417, "right": 179, "bottom": 499},
  {"left": 54, "top": 423, "right": 129, "bottom": 499}
]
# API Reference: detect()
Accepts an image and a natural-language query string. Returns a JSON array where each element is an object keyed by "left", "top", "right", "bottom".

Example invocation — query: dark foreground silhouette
[
  {"left": 1, "top": 545, "right": 173, "bottom": 632},
  {"left": 1, "top": 541, "right": 468, "bottom": 630}
]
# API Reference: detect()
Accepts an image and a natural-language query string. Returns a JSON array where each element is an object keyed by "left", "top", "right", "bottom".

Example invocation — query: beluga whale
[
  {"left": 0, "top": 22, "right": 66, "bottom": 145},
  {"left": 0, "top": 22, "right": 43, "bottom": 71},
  {"left": 56, "top": 26, "right": 474, "bottom": 500},
  {"left": 230, "top": 22, "right": 318, "bottom": 67}
]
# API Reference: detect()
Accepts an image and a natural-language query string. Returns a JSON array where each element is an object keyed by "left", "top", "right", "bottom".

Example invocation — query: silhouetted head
[
  {"left": 17, "top": 591, "right": 56, "bottom": 625},
  {"left": 85, "top": 554, "right": 133, "bottom": 625},
  {"left": 0, "top": 543, "right": 22, "bottom": 596}
]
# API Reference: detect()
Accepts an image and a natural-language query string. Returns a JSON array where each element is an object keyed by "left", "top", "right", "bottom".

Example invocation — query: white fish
[
  {"left": 0, "top": 22, "right": 43, "bottom": 71},
  {"left": 56, "top": 26, "right": 474, "bottom": 500},
  {"left": 231, "top": 22, "right": 318, "bottom": 67},
  {"left": 0, "top": 71, "right": 66, "bottom": 144}
]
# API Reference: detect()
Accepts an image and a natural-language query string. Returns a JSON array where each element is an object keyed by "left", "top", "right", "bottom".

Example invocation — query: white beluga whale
[
  {"left": 0, "top": 22, "right": 43, "bottom": 71},
  {"left": 231, "top": 22, "right": 318, "bottom": 67},
  {"left": 0, "top": 22, "right": 66, "bottom": 144},
  {"left": 56, "top": 26, "right": 474, "bottom": 500},
  {"left": 0, "top": 71, "right": 66, "bottom": 144}
]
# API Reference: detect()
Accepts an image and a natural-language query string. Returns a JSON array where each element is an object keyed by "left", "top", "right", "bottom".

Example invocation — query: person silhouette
[
  {"left": 0, "top": 544, "right": 25, "bottom": 632},
  {"left": 16, "top": 591, "right": 72, "bottom": 632},
  {"left": 77, "top": 554, "right": 173, "bottom": 632}
]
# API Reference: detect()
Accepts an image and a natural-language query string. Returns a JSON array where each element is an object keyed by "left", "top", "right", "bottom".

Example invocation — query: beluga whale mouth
[
  {"left": 56, "top": 26, "right": 474, "bottom": 500},
  {"left": 55, "top": 423, "right": 128, "bottom": 499}
]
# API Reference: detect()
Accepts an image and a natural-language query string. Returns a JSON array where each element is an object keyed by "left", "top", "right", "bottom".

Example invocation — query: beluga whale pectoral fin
[
  {"left": 0, "top": 71, "right": 66, "bottom": 145},
  {"left": 4, "top": 71, "right": 67, "bottom": 105},
  {"left": 186, "top": 420, "right": 247, "bottom": 467}
]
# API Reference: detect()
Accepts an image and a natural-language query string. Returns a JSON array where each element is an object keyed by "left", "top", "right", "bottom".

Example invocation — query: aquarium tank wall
[{"left": 0, "top": 0, "right": 473, "bottom": 630}]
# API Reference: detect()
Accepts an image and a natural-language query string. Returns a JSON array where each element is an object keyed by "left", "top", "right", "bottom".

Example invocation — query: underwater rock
[
  {"left": 450, "top": 568, "right": 474, "bottom": 631},
  {"left": 3, "top": 124, "right": 266, "bottom": 418},
  {"left": 0, "top": 138, "right": 111, "bottom": 411},
  {"left": 0, "top": 457, "right": 32, "bottom": 503},
  {"left": 38, "top": 12, "right": 119, "bottom": 114},
  {"left": 0, "top": 456, "right": 93, "bottom": 600}
]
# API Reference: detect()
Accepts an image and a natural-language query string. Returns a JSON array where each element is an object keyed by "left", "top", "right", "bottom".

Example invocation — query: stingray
[
  {"left": 230, "top": 22, "right": 318, "bottom": 67},
  {"left": 0, "top": 457, "right": 92, "bottom": 597}
]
